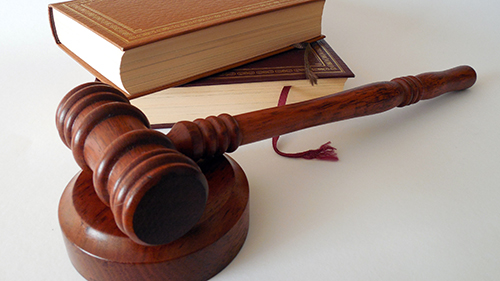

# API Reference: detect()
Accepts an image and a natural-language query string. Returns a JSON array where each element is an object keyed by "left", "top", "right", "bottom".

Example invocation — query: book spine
[{"left": 48, "top": 7, "right": 61, "bottom": 44}]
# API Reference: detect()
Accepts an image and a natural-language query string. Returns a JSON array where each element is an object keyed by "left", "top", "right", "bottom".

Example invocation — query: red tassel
[
  {"left": 272, "top": 137, "right": 339, "bottom": 161},
  {"left": 272, "top": 86, "right": 339, "bottom": 161}
]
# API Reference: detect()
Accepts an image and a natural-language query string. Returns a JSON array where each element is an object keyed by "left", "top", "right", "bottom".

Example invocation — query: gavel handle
[{"left": 168, "top": 66, "right": 477, "bottom": 159}]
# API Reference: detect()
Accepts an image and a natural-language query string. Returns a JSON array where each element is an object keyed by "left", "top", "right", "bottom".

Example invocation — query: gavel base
[{"left": 59, "top": 155, "right": 249, "bottom": 281}]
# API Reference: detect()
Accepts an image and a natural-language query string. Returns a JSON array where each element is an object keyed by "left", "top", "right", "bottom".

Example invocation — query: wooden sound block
[{"left": 59, "top": 155, "right": 249, "bottom": 281}]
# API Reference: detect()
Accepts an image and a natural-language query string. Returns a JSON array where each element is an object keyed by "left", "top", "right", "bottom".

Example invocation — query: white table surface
[{"left": 1, "top": 0, "right": 499, "bottom": 280}]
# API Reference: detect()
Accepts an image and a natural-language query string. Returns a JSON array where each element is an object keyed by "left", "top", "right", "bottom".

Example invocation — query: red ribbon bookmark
[{"left": 272, "top": 86, "right": 339, "bottom": 161}]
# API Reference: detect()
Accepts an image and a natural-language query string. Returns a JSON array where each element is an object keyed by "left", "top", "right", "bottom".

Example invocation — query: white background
[{"left": 1, "top": 0, "right": 499, "bottom": 280}]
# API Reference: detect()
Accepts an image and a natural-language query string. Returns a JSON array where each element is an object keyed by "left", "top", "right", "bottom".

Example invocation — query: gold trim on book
[
  {"left": 314, "top": 39, "right": 347, "bottom": 73},
  {"left": 210, "top": 41, "right": 347, "bottom": 80},
  {"left": 61, "top": 0, "right": 318, "bottom": 44}
]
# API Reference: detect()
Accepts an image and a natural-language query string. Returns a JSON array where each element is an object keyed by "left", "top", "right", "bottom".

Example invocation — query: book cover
[
  {"left": 49, "top": 0, "right": 324, "bottom": 50},
  {"left": 185, "top": 39, "right": 354, "bottom": 87},
  {"left": 49, "top": 0, "right": 326, "bottom": 97}
]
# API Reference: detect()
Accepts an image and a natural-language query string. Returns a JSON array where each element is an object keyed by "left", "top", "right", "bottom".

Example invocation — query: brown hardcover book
[
  {"left": 49, "top": 0, "right": 326, "bottom": 98},
  {"left": 130, "top": 39, "right": 354, "bottom": 127}
]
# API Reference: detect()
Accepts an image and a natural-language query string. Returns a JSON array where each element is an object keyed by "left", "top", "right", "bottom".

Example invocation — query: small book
[
  {"left": 130, "top": 39, "right": 354, "bottom": 128},
  {"left": 49, "top": 0, "right": 326, "bottom": 98}
]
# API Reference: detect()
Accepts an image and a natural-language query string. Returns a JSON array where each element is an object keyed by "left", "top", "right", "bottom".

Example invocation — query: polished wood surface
[
  {"left": 169, "top": 65, "right": 476, "bottom": 152},
  {"left": 236, "top": 65, "right": 476, "bottom": 144},
  {"left": 56, "top": 65, "right": 476, "bottom": 246},
  {"left": 56, "top": 83, "right": 210, "bottom": 245},
  {"left": 59, "top": 155, "right": 249, "bottom": 281}
]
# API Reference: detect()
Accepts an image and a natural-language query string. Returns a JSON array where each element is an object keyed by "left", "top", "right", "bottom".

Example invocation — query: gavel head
[{"left": 56, "top": 82, "right": 208, "bottom": 245}]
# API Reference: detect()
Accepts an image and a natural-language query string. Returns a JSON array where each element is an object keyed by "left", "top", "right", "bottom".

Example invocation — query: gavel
[{"left": 56, "top": 65, "right": 476, "bottom": 246}]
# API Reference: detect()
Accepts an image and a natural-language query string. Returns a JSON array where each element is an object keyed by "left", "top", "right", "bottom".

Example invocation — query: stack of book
[{"left": 49, "top": 0, "right": 353, "bottom": 126}]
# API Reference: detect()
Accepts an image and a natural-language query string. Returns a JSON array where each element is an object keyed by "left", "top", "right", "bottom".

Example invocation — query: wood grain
[
  {"left": 56, "top": 82, "right": 209, "bottom": 245},
  {"left": 168, "top": 65, "right": 476, "bottom": 152},
  {"left": 59, "top": 155, "right": 249, "bottom": 281}
]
